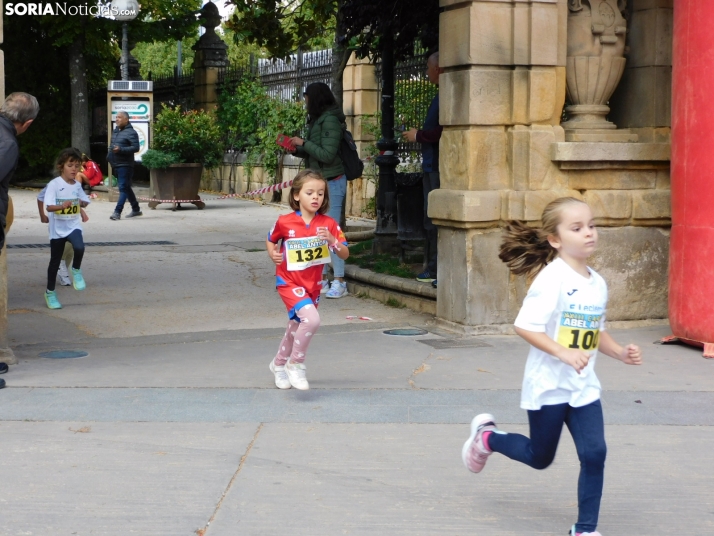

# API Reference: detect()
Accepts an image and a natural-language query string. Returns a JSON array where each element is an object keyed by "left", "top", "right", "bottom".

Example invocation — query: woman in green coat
[{"left": 289, "top": 82, "right": 348, "bottom": 299}]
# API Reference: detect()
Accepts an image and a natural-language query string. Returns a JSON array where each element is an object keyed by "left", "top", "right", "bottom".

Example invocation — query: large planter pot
[
  {"left": 562, "top": 0, "right": 627, "bottom": 132},
  {"left": 149, "top": 163, "right": 205, "bottom": 210}
]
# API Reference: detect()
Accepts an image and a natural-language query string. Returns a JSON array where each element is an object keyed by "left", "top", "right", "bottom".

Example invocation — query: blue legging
[
  {"left": 47, "top": 229, "right": 84, "bottom": 291},
  {"left": 488, "top": 400, "right": 607, "bottom": 533},
  {"left": 323, "top": 175, "right": 346, "bottom": 278}
]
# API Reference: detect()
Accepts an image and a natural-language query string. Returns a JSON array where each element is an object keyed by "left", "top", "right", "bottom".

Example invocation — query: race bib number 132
[
  {"left": 284, "top": 237, "right": 330, "bottom": 271},
  {"left": 556, "top": 312, "right": 601, "bottom": 352}
]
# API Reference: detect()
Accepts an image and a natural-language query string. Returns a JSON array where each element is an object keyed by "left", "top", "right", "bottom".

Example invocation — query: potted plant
[{"left": 142, "top": 106, "right": 223, "bottom": 210}]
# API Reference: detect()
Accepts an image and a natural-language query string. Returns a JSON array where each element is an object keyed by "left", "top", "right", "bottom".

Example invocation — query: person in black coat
[
  {"left": 0, "top": 92, "right": 40, "bottom": 387},
  {"left": 108, "top": 111, "right": 142, "bottom": 220}
]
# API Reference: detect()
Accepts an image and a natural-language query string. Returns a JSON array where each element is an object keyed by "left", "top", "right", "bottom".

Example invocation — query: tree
[
  {"left": 132, "top": 25, "right": 265, "bottom": 80},
  {"left": 341, "top": 0, "right": 439, "bottom": 61},
  {"left": 225, "top": 0, "right": 348, "bottom": 104},
  {"left": 2, "top": 15, "right": 72, "bottom": 181},
  {"left": 42, "top": 1, "right": 203, "bottom": 154}
]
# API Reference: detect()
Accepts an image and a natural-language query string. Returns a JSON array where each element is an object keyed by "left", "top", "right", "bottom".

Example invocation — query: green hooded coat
[{"left": 295, "top": 105, "right": 346, "bottom": 179}]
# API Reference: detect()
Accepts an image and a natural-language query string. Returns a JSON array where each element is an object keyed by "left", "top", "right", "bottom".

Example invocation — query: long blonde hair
[{"left": 498, "top": 197, "right": 587, "bottom": 276}]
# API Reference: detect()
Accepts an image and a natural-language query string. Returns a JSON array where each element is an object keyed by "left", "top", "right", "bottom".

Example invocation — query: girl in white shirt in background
[
  {"left": 43, "top": 148, "right": 90, "bottom": 309},
  {"left": 461, "top": 197, "right": 642, "bottom": 536},
  {"left": 36, "top": 186, "right": 88, "bottom": 287}
]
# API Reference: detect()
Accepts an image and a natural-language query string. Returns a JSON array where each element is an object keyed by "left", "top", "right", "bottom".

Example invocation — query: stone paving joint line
[{"left": 200, "top": 422, "right": 264, "bottom": 535}]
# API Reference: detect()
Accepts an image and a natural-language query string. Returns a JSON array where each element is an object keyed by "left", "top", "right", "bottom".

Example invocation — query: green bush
[
  {"left": 216, "top": 76, "right": 269, "bottom": 152},
  {"left": 217, "top": 80, "right": 305, "bottom": 186},
  {"left": 141, "top": 149, "right": 180, "bottom": 169},
  {"left": 151, "top": 106, "right": 224, "bottom": 169}
]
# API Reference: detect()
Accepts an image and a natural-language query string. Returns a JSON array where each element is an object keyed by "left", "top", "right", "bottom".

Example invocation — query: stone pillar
[
  {"left": 192, "top": 2, "right": 228, "bottom": 111},
  {"left": 432, "top": 0, "right": 569, "bottom": 333},
  {"left": 0, "top": 7, "right": 15, "bottom": 364},
  {"left": 343, "top": 53, "right": 379, "bottom": 217}
]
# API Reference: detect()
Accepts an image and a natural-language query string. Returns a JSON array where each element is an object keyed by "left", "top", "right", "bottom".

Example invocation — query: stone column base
[
  {"left": 435, "top": 316, "right": 514, "bottom": 337},
  {"left": 0, "top": 347, "right": 17, "bottom": 365}
]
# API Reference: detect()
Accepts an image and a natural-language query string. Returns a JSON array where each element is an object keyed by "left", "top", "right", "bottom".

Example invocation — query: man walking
[
  {"left": 108, "top": 111, "right": 142, "bottom": 220},
  {"left": 0, "top": 92, "right": 40, "bottom": 388},
  {"left": 403, "top": 52, "right": 443, "bottom": 288}
]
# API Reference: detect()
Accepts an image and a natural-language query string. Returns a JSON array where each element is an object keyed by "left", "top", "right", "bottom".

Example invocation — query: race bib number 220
[{"left": 284, "top": 237, "right": 330, "bottom": 271}]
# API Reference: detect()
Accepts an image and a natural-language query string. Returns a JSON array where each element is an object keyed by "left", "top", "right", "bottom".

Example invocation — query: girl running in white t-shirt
[
  {"left": 461, "top": 197, "right": 642, "bottom": 536},
  {"left": 37, "top": 186, "right": 88, "bottom": 287},
  {"left": 43, "top": 148, "right": 90, "bottom": 309}
]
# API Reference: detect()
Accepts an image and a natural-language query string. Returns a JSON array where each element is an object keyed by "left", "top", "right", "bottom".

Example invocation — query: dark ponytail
[{"left": 499, "top": 197, "right": 587, "bottom": 276}]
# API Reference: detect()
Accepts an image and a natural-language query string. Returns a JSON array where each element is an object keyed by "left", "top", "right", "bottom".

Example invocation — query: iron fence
[
  {"left": 150, "top": 67, "right": 195, "bottom": 116},
  {"left": 217, "top": 49, "right": 333, "bottom": 100},
  {"left": 378, "top": 46, "right": 437, "bottom": 156},
  {"left": 259, "top": 49, "right": 333, "bottom": 99}
]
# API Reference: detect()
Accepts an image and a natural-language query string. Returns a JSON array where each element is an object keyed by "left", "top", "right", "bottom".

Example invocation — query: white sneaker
[
  {"left": 285, "top": 361, "right": 309, "bottom": 390},
  {"left": 319, "top": 280, "right": 329, "bottom": 294},
  {"left": 57, "top": 261, "right": 72, "bottom": 286},
  {"left": 462, "top": 413, "right": 497, "bottom": 473},
  {"left": 269, "top": 359, "right": 291, "bottom": 389},
  {"left": 325, "top": 279, "right": 348, "bottom": 299}
]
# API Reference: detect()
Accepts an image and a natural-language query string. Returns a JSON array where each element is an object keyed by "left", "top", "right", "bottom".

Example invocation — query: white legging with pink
[{"left": 274, "top": 304, "right": 322, "bottom": 366}]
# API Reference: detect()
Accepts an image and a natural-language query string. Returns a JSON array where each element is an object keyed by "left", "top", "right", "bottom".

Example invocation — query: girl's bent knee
[
  {"left": 297, "top": 304, "right": 321, "bottom": 328},
  {"left": 580, "top": 445, "right": 607, "bottom": 469},
  {"left": 532, "top": 457, "right": 555, "bottom": 470}
]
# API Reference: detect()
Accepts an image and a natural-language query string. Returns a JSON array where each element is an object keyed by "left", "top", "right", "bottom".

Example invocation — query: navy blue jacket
[
  {"left": 108, "top": 122, "right": 139, "bottom": 168},
  {"left": 417, "top": 93, "right": 442, "bottom": 173},
  {"left": 0, "top": 115, "right": 20, "bottom": 250}
]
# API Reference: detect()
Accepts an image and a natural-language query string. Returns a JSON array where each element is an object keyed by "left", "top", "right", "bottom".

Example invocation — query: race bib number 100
[
  {"left": 556, "top": 312, "right": 601, "bottom": 352},
  {"left": 55, "top": 198, "right": 80, "bottom": 220},
  {"left": 284, "top": 237, "right": 330, "bottom": 271}
]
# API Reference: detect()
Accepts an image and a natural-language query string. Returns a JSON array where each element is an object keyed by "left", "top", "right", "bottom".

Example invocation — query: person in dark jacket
[
  {"left": 108, "top": 111, "right": 142, "bottom": 220},
  {"left": 0, "top": 91, "right": 39, "bottom": 387},
  {"left": 404, "top": 52, "right": 443, "bottom": 288},
  {"left": 289, "top": 82, "right": 349, "bottom": 299}
]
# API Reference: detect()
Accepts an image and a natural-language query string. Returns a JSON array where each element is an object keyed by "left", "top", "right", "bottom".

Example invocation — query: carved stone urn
[{"left": 562, "top": 0, "right": 635, "bottom": 141}]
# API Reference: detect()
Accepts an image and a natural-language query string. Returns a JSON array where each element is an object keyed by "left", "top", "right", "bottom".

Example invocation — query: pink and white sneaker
[
  {"left": 461, "top": 413, "right": 497, "bottom": 473},
  {"left": 570, "top": 526, "right": 602, "bottom": 536}
]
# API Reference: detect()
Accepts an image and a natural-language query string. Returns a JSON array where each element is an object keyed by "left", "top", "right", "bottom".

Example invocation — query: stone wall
[{"left": 431, "top": 0, "right": 672, "bottom": 333}]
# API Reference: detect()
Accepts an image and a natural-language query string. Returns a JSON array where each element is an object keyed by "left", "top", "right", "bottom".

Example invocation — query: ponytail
[
  {"left": 499, "top": 197, "right": 587, "bottom": 277},
  {"left": 498, "top": 220, "right": 555, "bottom": 276}
]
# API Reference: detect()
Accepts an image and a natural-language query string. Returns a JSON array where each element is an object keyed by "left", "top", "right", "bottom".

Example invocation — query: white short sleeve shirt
[
  {"left": 43, "top": 177, "right": 89, "bottom": 240},
  {"left": 514, "top": 257, "right": 608, "bottom": 410}
]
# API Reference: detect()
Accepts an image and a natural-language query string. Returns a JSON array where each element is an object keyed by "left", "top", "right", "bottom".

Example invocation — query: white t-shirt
[
  {"left": 43, "top": 177, "right": 90, "bottom": 240},
  {"left": 514, "top": 257, "right": 608, "bottom": 410}
]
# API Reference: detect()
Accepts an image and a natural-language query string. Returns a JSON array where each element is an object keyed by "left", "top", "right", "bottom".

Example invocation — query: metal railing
[
  {"left": 217, "top": 49, "right": 333, "bottom": 100},
  {"left": 378, "top": 46, "right": 437, "bottom": 156},
  {"left": 150, "top": 67, "right": 195, "bottom": 116}
]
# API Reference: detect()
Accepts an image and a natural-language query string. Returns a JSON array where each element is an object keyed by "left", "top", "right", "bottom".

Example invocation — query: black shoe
[
  {"left": 416, "top": 270, "right": 436, "bottom": 283},
  {"left": 0, "top": 362, "right": 7, "bottom": 374},
  {"left": 125, "top": 210, "right": 143, "bottom": 218},
  {"left": 0, "top": 378, "right": 5, "bottom": 389},
  {"left": 431, "top": 279, "right": 437, "bottom": 289},
  {"left": 110, "top": 212, "right": 121, "bottom": 220}
]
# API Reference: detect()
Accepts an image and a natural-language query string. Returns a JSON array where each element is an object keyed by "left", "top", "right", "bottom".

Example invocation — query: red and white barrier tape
[
  {"left": 108, "top": 179, "right": 294, "bottom": 204},
  {"left": 217, "top": 179, "right": 294, "bottom": 199},
  {"left": 107, "top": 188, "right": 203, "bottom": 204}
]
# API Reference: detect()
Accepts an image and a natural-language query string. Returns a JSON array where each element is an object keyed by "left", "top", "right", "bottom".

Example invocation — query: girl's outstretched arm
[
  {"left": 598, "top": 331, "right": 642, "bottom": 365},
  {"left": 514, "top": 326, "right": 591, "bottom": 374}
]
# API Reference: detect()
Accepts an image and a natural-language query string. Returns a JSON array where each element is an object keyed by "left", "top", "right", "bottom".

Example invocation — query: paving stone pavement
[{"left": 1, "top": 189, "right": 712, "bottom": 535}]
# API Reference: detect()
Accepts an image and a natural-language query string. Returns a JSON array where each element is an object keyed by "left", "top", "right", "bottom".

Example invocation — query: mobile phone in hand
[{"left": 276, "top": 134, "right": 295, "bottom": 150}]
